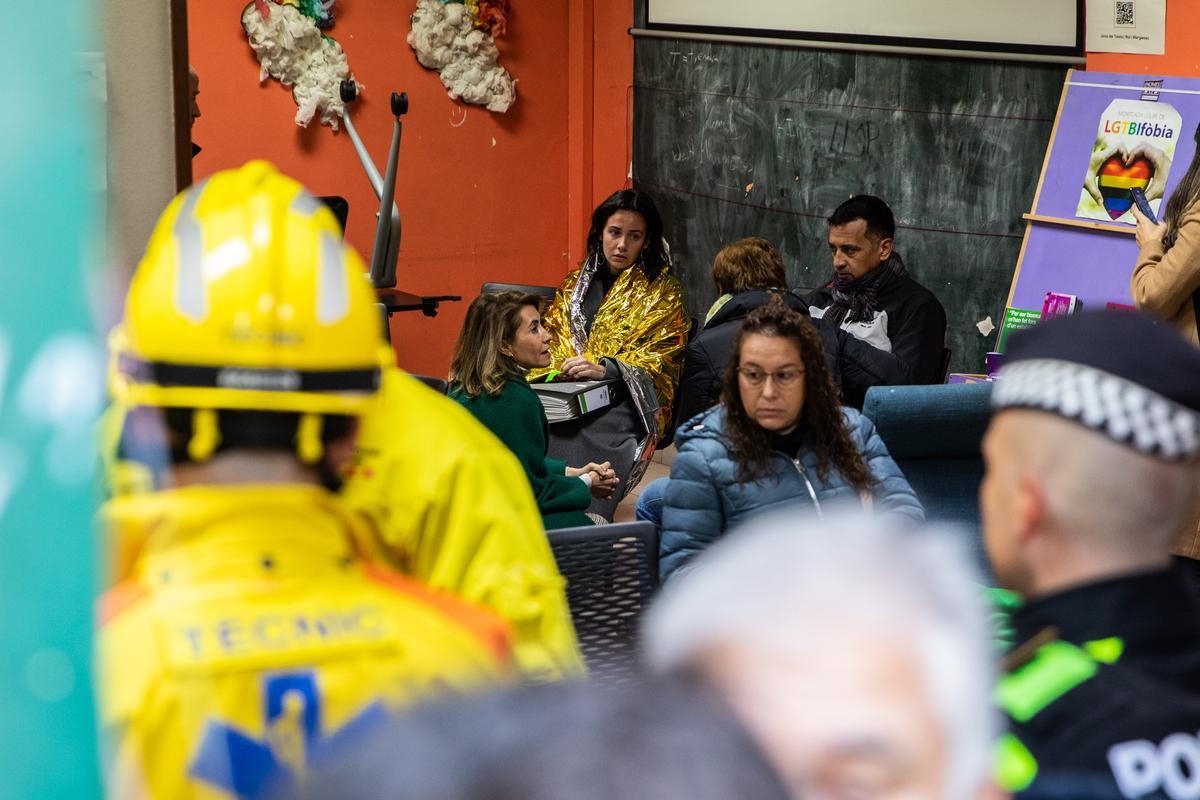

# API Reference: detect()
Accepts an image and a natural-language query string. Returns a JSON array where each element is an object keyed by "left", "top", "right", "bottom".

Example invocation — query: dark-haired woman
[
  {"left": 530, "top": 189, "right": 690, "bottom": 519},
  {"left": 1131, "top": 125, "right": 1200, "bottom": 346},
  {"left": 450, "top": 291, "right": 619, "bottom": 530},
  {"left": 655, "top": 297, "right": 923, "bottom": 582}
]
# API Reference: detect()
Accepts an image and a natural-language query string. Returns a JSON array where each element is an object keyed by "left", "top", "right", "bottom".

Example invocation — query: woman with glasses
[{"left": 652, "top": 296, "right": 923, "bottom": 582}]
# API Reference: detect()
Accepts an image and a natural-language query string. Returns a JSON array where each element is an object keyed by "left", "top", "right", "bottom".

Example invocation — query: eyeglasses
[{"left": 737, "top": 367, "right": 804, "bottom": 388}]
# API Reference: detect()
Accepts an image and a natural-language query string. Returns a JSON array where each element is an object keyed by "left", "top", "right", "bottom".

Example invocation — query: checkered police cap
[{"left": 993, "top": 312, "right": 1200, "bottom": 461}]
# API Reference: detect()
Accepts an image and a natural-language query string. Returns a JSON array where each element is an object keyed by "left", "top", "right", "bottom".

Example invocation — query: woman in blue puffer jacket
[{"left": 654, "top": 295, "right": 923, "bottom": 581}]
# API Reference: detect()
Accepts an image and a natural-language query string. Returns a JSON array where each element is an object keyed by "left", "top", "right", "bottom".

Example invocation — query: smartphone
[{"left": 1131, "top": 187, "right": 1157, "bottom": 223}]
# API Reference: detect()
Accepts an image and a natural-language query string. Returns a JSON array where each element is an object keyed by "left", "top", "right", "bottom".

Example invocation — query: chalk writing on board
[
  {"left": 829, "top": 119, "right": 880, "bottom": 157},
  {"left": 668, "top": 50, "right": 721, "bottom": 66},
  {"left": 671, "top": 141, "right": 696, "bottom": 162}
]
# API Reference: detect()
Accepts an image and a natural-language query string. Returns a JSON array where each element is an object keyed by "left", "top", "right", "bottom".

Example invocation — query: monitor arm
[{"left": 339, "top": 80, "right": 407, "bottom": 289}]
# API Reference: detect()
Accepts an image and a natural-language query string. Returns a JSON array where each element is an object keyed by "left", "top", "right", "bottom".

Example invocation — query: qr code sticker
[{"left": 1115, "top": 0, "right": 1135, "bottom": 26}]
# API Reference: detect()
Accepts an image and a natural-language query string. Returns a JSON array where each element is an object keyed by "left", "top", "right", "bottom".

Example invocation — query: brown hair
[
  {"left": 711, "top": 237, "right": 789, "bottom": 296},
  {"left": 1163, "top": 124, "right": 1200, "bottom": 250},
  {"left": 449, "top": 290, "right": 543, "bottom": 398},
  {"left": 719, "top": 295, "right": 875, "bottom": 491}
]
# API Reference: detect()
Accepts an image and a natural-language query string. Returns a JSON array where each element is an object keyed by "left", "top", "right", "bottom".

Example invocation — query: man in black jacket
[
  {"left": 671, "top": 237, "right": 809, "bottom": 432},
  {"left": 800, "top": 195, "right": 946, "bottom": 408}
]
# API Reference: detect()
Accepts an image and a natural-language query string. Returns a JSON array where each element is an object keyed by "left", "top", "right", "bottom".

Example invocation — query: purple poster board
[{"left": 1008, "top": 70, "right": 1200, "bottom": 314}]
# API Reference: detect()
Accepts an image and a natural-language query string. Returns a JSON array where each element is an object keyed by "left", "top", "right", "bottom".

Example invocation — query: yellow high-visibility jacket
[
  {"left": 340, "top": 368, "right": 585, "bottom": 680},
  {"left": 100, "top": 369, "right": 584, "bottom": 681},
  {"left": 97, "top": 484, "right": 510, "bottom": 799}
]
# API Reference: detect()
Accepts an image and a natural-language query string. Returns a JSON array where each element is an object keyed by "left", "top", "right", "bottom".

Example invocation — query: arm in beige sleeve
[{"left": 1131, "top": 208, "right": 1200, "bottom": 319}]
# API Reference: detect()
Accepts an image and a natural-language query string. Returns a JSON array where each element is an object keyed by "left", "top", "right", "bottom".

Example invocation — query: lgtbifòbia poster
[{"left": 1077, "top": 99, "right": 1181, "bottom": 223}]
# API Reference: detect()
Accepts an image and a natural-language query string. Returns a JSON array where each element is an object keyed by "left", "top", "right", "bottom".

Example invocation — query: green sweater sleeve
[{"left": 452, "top": 380, "right": 591, "bottom": 516}]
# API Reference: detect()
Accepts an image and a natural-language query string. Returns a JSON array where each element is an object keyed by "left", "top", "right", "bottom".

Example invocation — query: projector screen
[{"left": 646, "top": 0, "right": 1081, "bottom": 57}]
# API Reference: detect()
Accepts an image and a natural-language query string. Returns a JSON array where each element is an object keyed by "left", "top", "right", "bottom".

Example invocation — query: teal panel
[{"left": 0, "top": 5, "right": 103, "bottom": 798}]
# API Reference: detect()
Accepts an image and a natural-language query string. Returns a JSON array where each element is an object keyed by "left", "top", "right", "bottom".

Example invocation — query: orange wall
[
  {"left": 189, "top": 0, "right": 631, "bottom": 377},
  {"left": 567, "top": 0, "right": 635, "bottom": 264},
  {"left": 1087, "top": 3, "right": 1200, "bottom": 77},
  {"left": 588, "top": 0, "right": 636, "bottom": 256}
]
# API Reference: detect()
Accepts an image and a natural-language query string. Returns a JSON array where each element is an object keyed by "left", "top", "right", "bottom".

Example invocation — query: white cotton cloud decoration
[
  {"left": 242, "top": 1, "right": 353, "bottom": 129},
  {"left": 407, "top": 0, "right": 517, "bottom": 114}
]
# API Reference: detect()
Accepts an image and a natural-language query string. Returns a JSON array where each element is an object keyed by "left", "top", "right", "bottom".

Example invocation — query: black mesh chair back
[
  {"left": 412, "top": 374, "right": 449, "bottom": 394},
  {"left": 547, "top": 521, "right": 659, "bottom": 683},
  {"left": 315, "top": 195, "right": 349, "bottom": 233},
  {"left": 480, "top": 282, "right": 558, "bottom": 302}
]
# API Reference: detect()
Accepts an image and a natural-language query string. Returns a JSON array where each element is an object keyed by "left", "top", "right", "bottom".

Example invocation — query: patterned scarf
[{"left": 824, "top": 252, "right": 908, "bottom": 326}]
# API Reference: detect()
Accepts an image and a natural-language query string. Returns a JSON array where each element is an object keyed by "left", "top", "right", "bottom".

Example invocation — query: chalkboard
[{"left": 632, "top": 39, "right": 1066, "bottom": 373}]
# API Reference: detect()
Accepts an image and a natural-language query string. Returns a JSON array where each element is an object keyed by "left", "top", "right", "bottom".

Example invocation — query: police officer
[
  {"left": 97, "top": 162, "right": 512, "bottom": 797},
  {"left": 981, "top": 311, "right": 1200, "bottom": 799}
]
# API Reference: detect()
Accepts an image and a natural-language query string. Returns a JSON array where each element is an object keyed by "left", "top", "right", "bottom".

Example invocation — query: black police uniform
[
  {"left": 999, "top": 569, "right": 1200, "bottom": 799},
  {"left": 989, "top": 313, "right": 1200, "bottom": 799}
]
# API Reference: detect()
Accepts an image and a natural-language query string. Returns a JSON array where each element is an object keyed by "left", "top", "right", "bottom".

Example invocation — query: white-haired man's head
[{"left": 643, "top": 514, "right": 999, "bottom": 800}]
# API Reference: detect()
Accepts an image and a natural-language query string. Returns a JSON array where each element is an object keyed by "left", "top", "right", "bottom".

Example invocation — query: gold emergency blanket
[{"left": 531, "top": 257, "right": 689, "bottom": 436}]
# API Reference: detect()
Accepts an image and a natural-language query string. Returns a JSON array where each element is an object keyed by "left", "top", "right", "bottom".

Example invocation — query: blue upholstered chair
[{"left": 862, "top": 382, "right": 994, "bottom": 575}]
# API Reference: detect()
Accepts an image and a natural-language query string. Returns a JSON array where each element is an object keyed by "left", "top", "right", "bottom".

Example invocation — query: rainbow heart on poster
[{"left": 1098, "top": 156, "right": 1153, "bottom": 220}]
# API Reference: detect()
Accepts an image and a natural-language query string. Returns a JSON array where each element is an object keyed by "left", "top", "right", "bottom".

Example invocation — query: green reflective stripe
[
  {"left": 1084, "top": 636, "right": 1124, "bottom": 664},
  {"left": 985, "top": 586, "right": 1024, "bottom": 651},
  {"left": 996, "top": 641, "right": 1097, "bottom": 723},
  {"left": 987, "top": 586, "right": 1025, "bottom": 611},
  {"left": 995, "top": 733, "right": 1038, "bottom": 791}
]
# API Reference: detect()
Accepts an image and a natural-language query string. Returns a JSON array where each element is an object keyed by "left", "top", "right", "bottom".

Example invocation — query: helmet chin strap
[
  {"left": 185, "top": 409, "right": 326, "bottom": 464},
  {"left": 296, "top": 413, "right": 325, "bottom": 464},
  {"left": 187, "top": 408, "right": 221, "bottom": 462}
]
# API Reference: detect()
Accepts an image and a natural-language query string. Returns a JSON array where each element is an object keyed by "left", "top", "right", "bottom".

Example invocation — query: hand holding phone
[{"left": 1131, "top": 187, "right": 1157, "bottom": 224}]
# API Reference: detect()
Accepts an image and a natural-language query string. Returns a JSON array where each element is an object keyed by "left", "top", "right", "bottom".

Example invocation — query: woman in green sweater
[{"left": 449, "top": 291, "right": 619, "bottom": 529}]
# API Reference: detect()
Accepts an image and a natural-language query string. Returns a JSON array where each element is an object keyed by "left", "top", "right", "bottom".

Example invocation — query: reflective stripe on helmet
[
  {"left": 290, "top": 191, "right": 323, "bottom": 216},
  {"left": 318, "top": 230, "right": 349, "bottom": 324},
  {"left": 173, "top": 178, "right": 210, "bottom": 323},
  {"left": 290, "top": 191, "right": 350, "bottom": 324}
]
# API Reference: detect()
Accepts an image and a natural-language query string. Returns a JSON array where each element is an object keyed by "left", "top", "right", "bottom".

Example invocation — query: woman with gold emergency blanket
[
  {"left": 530, "top": 190, "right": 689, "bottom": 519},
  {"left": 97, "top": 162, "right": 512, "bottom": 798}
]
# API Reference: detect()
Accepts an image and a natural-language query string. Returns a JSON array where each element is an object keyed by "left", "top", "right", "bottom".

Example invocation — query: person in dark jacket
[
  {"left": 449, "top": 291, "right": 619, "bottom": 530},
  {"left": 643, "top": 296, "right": 923, "bottom": 582},
  {"left": 672, "top": 237, "right": 810, "bottom": 435},
  {"left": 984, "top": 312, "right": 1200, "bottom": 798},
  {"left": 800, "top": 195, "right": 947, "bottom": 408}
]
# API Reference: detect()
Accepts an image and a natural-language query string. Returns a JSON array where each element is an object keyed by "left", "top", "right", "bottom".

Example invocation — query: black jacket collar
[
  {"left": 706, "top": 289, "right": 807, "bottom": 329},
  {"left": 1014, "top": 567, "right": 1200, "bottom": 656}
]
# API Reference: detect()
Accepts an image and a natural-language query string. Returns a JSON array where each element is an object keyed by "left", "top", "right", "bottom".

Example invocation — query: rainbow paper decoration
[{"left": 1097, "top": 155, "right": 1153, "bottom": 220}]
